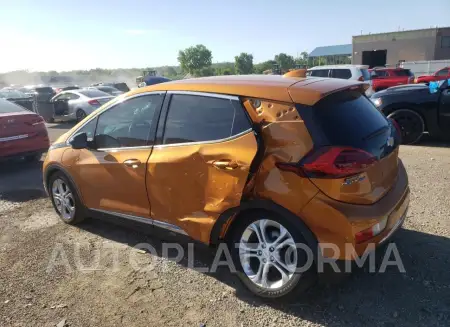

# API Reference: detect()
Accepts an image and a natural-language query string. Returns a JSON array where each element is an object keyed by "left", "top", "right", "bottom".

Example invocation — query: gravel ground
[{"left": 0, "top": 127, "right": 449, "bottom": 327}]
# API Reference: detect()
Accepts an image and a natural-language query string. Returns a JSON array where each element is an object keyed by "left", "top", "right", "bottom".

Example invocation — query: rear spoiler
[{"left": 283, "top": 69, "right": 307, "bottom": 78}]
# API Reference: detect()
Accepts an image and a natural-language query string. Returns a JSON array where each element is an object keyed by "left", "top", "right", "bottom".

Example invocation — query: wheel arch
[
  {"left": 210, "top": 199, "right": 319, "bottom": 256},
  {"left": 44, "top": 164, "right": 83, "bottom": 202}
]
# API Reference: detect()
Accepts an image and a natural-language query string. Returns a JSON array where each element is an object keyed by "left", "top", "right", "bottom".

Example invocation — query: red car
[
  {"left": 370, "top": 67, "right": 415, "bottom": 92},
  {"left": 415, "top": 67, "right": 450, "bottom": 84},
  {"left": 0, "top": 99, "right": 50, "bottom": 162}
]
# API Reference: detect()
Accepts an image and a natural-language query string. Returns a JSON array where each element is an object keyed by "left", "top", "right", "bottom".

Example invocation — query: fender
[
  {"left": 43, "top": 163, "right": 83, "bottom": 202},
  {"left": 209, "top": 198, "right": 319, "bottom": 257}
]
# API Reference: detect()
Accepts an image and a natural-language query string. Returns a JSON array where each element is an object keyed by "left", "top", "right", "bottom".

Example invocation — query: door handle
[
  {"left": 123, "top": 159, "right": 141, "bottom": 169},
  {"left": 212, "top": 160, "right": 239, "bottom": 170}
]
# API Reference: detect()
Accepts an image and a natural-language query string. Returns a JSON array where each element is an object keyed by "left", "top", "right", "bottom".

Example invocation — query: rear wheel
[
  {"left": 76, "top": 109, "right": 87, "bottom": 122},
  {"left": 49, "top": 172, "right": 86, "bottom": 224},
  {"left": 387, "top": 109, "right": 424, "bottom": 145},
  {"left": 229, "top": 211, "right": 316, "bottom": 299}
]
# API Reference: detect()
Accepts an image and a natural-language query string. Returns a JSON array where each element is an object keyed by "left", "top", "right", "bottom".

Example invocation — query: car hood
[{"left": 373, "top": 84, "right": 429, "bottom": 97}]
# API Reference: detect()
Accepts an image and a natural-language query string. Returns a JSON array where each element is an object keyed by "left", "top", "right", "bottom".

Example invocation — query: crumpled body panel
[{"left": 146, "top": 132, "right": 258, "bottom": 243}]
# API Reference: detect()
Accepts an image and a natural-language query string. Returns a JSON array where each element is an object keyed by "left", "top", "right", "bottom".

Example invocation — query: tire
[
  {"left": 229, "top": 210, "right": 317, "bottom": 300},
  {"left": 387, "top": 109, "right": 425, "bottom": 145},
  {"left": 48, "top": 172, "right": 86, "bottom": 225},
  {"left": 76, "top": 109, "right": 87, "bottom": 122},
  {"left": 45, "top": 117, "right": 55, "bottom": 123}
]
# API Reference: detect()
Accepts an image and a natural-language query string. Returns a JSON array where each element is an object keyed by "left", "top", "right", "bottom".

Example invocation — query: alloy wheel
[
  {"left": 239, "top": 219, "right": 297, "bottom": 290},
  {"left": 76, "top": 110, "right": 86, "bottom": 122},
  {"left": 51, "top": 178, "right": 76, "bottom": 220}
]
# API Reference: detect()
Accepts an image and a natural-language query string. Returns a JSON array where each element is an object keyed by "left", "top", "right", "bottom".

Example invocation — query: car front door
[
  {"left": 63, "top": 92, "right": 165, "bottom": 218},
  {"left": 146, "top": 92, "right": 258, "bottom": 242}
]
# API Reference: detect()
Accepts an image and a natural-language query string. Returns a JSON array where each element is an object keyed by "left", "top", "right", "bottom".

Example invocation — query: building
[
  {"left": 352, "top": 27, "right": 450, "bottom": 68},
  {"left": 308, "top": 44, "right": 352, "bottom": 66}
]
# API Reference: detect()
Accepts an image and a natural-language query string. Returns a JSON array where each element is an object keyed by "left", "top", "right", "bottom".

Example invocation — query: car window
[
  {"left": 393, "top": 69, "right": 413, "bottom": 77},
  {"left": 66, "top": 93, "right": 80, "bottom": 100},
  {"left": 78, "top": 90, "right": 110, "bottom": 98},
  {"left": 163, "top": 94, "right": 250, "bottom": 145},
  {"left": 332, "top": 69, "right": 352, "bottom": 79},
  {"left": 436, "top": 69, "right": 449, "bottom": 76},
  {"left": 310, "top": 69, "right": 329, "bottom": 77},
  {"left": 70, "top": 117, "right": 98, "bottom": 142},
  {"left": 95, "top": 94, "right": 164, "bottom": 148},
  {"left": 372, "top": 70, "right": 387, "bottom": 77},
  {"left": 53, "top": 93, "right": 70, "bottom": 101}
]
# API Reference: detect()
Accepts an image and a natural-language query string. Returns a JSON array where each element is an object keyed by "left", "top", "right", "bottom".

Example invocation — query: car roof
[
  {"left": 129, "top": 75, "right": 367, "bottom": 106},
  {"left": 308, "top": 65, "right": 369, "bottom": 70}
]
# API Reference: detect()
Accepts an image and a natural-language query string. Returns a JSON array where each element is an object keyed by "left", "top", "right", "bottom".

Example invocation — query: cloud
[{"left": 125, "top": 29, "right": 160, "bottom": 36}]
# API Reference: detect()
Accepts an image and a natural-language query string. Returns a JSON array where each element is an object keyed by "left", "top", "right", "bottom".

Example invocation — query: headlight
[{"left": 371, "top": 98, "right": 382, "bottom": 108}]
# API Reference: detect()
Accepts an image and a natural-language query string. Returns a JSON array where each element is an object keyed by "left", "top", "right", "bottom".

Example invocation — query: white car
[{"left": 307, "top": 65, "right": 374, "bottom": 96}]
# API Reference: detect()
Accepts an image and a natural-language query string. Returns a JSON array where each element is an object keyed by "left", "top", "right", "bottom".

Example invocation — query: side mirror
[{"left": 69, "top": 132, "right": 88, "bottom": 149}]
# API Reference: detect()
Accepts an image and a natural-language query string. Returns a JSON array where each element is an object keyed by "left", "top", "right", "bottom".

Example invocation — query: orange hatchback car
[{"left": 43, "top": 75, "right": 409, "bottom": 299}]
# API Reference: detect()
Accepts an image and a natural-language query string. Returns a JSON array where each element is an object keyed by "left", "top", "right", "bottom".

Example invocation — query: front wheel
[
  {"left": 49, "top": 172, "right": 86, "bottom": 225},
  {"left": 387, "top": 109, "right": 425, "bottom": 145},
  {"left": 229, "top": 211, "right": 316, "bottom": 299}
]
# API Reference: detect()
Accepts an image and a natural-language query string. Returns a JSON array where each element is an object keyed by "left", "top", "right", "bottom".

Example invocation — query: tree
[
  {"left": 234, "top": 53, "right": 254, "bottom": 75},
  {"left": 177, "top": 44, "right": 212, "bottom": 75},
  {"left": 254, "top": 60, "right": 276, "bottom": 74},
  {"left": 296, "top": 51, "right": 309, "bottom": 67},
  {"left": 274, "top": 53, "right": 295, "bottom": 71}
]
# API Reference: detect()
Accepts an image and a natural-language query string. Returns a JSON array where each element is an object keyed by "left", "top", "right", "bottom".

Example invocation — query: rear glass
[
  {"left": 393, "top": 69, "right": 413, "bottom": 77},
  {"left": 0, "top": 99, "right": 26, "bottom": 113},
  {"left": 300, "top": 91, "right": 391, "bottom": 156},
  {"left": 78, "top": 90, "right": 110, "bottom": 98},
  {"left": 360, "top": 69, "right": 371, "bottom": 80}
]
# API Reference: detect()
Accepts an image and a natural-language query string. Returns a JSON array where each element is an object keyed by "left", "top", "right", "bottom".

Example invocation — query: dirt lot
[{"left": 1, "top": 125, "right": 449, "bottom": 327}]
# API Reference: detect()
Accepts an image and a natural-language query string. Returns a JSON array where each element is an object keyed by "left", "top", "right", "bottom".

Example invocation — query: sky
[{"left": 1, "top": 0, "right": 449, "bottom": 72}]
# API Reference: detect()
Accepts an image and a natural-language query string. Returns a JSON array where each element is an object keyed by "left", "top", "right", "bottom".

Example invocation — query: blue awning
[{"left": 309, "top": 44, "right": 352, "bottom": 57}]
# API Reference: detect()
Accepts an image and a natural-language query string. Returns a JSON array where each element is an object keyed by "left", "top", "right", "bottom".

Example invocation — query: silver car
[{"left": 50, "top": 89, "right": 114, "bottom": 122}]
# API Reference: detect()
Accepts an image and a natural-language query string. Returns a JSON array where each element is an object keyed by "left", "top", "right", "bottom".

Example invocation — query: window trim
[
  {"left": 65, "top": 91, "right": 166, "bottom": 148},
  {"left": 156, "top": 91, "right": 252, "bottom": 148}
]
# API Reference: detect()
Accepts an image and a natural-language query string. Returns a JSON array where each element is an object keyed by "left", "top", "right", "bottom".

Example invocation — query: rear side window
[
  {"left": 372, "top": 70, "right": 387, "bottom": 77},
  {"left": 332, "top": 69, "right": 352, "bottom": 79},
  {"left": 163, "top": 95, "right": 251, "bottom": 145},
  {"left": 310, "top": 69, "right": 329, "bottom": 77},
  {"left": 393, "top": 69, "right": 413, "bottom": 77},
  {"left": 79, "top": 90, "right": 109, "bottom": 98}
]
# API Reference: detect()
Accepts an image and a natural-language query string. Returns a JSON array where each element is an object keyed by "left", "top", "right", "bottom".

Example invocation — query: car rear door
[
  {"left": 146, "top": 92, "right": 258, "bottom": 242},
  {"left": 438, "top": 80, "right": 450, "bottom": 130},
  {"left": 63, "top": 92, "right": 165, "bottom": 218}
]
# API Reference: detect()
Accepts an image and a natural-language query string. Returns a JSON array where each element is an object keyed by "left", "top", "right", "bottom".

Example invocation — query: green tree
[
  {"left": 177, "top": 44, "right": 213, "bottom": 75},
  {"left": 234, "top": 52, "right": 254, "bottom": 75},
  {"left": 274, "top": 53, "right": 295, "bottom": 71},
  {"left": 254, "top": 60, "right": 276, "bottom": 74}
]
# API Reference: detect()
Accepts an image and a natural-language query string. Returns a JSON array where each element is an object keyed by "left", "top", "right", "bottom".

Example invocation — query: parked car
[
  {"left": 43, "top": 75, "right": 409, "bottom": 299},
  {"left": 370, "top": 79, "right": 450, "bottom": 144},
  {"left": 414, "top": 66, "right": 450, "bottom": 84},
  {"left": 49, "top": 89, "right": 114, "bottom": 122},
  {"left": 370, "top": 67, "right": 414, "bottom": 92},
  {"left": 0, "top": 89, "right": 34, "bottom": 111},
  {"left": 90, "top": 82, "right": 130, "bottom": 93},
  {"left": 306, "top": 65, "right": 374, "bottom": 96},
  {"left": 53, "top": 86, "right": 81, "bottom": 94},
  {"left": 20, "top": 85, "right": 56, "bottom": 102},
  {"left": 0, "top": 98, "right": 49, "bottom": 161},
  {"left": 88, "top": 86, "right": 124, "bottom": 96}
]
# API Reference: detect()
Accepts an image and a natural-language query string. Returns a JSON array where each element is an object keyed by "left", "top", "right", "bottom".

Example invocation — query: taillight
[
  {"left": 276, "top": 146, "right": 377, "bottom": 178},
  {"left": 26, "top": 116, "right": 45, "bottom": 126},
  {"left": 358, "top": 76, "right": 364, "bottom": 82},
  {"left": 88, "top": 99, "right": 100, "bottom": 106}
]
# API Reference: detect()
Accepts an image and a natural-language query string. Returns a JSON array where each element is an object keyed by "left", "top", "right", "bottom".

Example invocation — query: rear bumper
[
  {"left": 0, "top": 148, "right": 48, "bottom": 161},
  {"left": 0, "top": 135, "right": 50, "bottom": 160},
  {"left": 300, "top": 159, "right": 409, "bottom": 260}
]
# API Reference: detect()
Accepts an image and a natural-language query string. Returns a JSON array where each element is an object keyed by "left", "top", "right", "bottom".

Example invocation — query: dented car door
[{"left": 146, "top": 92, "right": 257, "bottom": 243}]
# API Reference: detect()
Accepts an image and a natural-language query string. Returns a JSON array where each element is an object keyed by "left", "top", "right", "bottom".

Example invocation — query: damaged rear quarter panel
[{"left": 241, "top": 98, "right": 319, "bottom": 217}]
